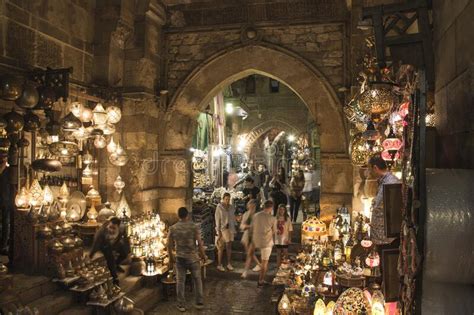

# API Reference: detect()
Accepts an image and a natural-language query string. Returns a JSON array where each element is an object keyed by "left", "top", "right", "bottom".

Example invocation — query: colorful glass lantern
[
  {"left": 106, "top": 106, "right": 122, "bottom": 124},
  {"left": 15, "top": 187, "right": 31, "bottom": 210},
  {"left": 325, "top": 301, "right": 335, "bottom": 315},
  {"left": 371, "top": 288, "right": 385, "bottom": 315},
  {"left": 365, "top": 248, "right": 380, "bottom": 268},
  {"left": 92, "top": 103, "right": 108, "bottom": 125},
  {"left": 382, "top": 129, "right": 403, "bottom": 159},
  {"left": 42, "top": 184, "right": 54, "bottom": 205},
  {"left": 314, "top": 299, "right": 326, "bottom": 315},
  {"left": 29, "top": 179, "right": 43, "bottom": 207},
  {"left": 107, "top": 137, "right": 117, "bottom": 153}
]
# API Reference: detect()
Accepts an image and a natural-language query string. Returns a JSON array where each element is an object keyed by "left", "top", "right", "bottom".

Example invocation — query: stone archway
[{"left": 158, "top": 43, "right": 353, "bottom": 221}]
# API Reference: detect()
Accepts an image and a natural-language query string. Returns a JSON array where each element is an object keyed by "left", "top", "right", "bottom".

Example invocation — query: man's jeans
[
  {"left": 176, "top": 257, "right": 203, "bottom": 305},
  {"left": 100, "top": 241, "right": 129, "bottom": 280}
]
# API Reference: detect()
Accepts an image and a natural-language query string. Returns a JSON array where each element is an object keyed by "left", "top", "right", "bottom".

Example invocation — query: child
[{"left": 275, "top": 204, "right": 293, "bottom": 268}]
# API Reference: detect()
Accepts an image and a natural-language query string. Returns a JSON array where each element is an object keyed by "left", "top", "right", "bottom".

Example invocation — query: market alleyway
[{"left": 149, "top": 262, "right": 277, "bottom": 315}]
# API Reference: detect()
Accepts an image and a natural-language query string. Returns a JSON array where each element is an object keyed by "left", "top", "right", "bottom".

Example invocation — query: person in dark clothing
[
  {"left": 242, "top": 177, "right": 262, "bottom": 204},
  {"left": 90, "top": 217, "right": 130, "bottom": 285},
  {"left": 258, "top": 164, "right": 271, "bottom": 199},
  {"left": 269, "top": 182, "right": 288, "bottom": 216},
  {"left": 0, "top": 157, "right": 12, "bottom": 255}
]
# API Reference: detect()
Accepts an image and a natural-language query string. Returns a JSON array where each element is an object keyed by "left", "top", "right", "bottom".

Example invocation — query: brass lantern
[
  {"left": 350, "top": 133, "right": 382, "bottom": 167},
  {"left": 358, "top": 82, "right": 395, "bottom": 120}
]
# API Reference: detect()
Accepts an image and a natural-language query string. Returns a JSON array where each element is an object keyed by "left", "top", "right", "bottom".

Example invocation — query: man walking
[
  {"left": 168, "top": 207, "right": 207, "bottom": 312},
  {"left": 242, "top": 200, "right": 276, "bottom": 287},
  {"left": 215, "top": 192, "right": 236, "bottom": 271}
]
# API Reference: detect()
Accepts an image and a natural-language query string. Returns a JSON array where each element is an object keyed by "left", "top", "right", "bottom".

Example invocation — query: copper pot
[
  {"left": 15, "top": 81, "right": 39, "bottom": 109},
  {"left": 0, "top": 75, "right": 23, "bottom": 101}
]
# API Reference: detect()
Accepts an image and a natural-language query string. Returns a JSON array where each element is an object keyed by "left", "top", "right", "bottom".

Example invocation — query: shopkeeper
[
  {"left": 242, "top": 177, "right": 263, "bottom": 205},
  {"left": 368, "top": 155, "right": 400, "bottom": 245},
  {"left": 90, "top": 217, "right": 130, "bottom": 285}
]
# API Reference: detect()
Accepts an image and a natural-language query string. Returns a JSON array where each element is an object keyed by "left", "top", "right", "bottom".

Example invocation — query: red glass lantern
[{"left": 382, "top": 129, "right": 403, "bottom": 163}]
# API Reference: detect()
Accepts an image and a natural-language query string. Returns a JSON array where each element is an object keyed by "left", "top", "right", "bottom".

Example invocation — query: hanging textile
[
  {"left": 192, "top": 113, "right": 211, "bottom": 151},
  {"left": 213, "top": 92, "right": 225, "bottom": 146}
]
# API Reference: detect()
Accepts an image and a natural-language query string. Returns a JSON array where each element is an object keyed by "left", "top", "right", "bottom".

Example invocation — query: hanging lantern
[
  {"left": 370, "top": 286, "right": 385, "bottom": 315},
  {"left": 92, "top": 103, "right": 108, "bottom": 126},
  {"left": 94, "top": 135, "right": 107, "bottom": 148},
  {"left": 86, "top": 185, "right": 101, "bottom": 205},
  {"left": 358, "top": 82, "right": 395, "bottom": 120},
  {"left": 29, "top": 179, "right": 43, "bottom": 207},
  {"left": 81, "top": 107, "right": 93, "bottom": 123},
  {"left": 314, "top": 299, "right": 326, "bottom": 315},
  {"left": 365, "top": 248, "right": 380, "bottom": 268},
  {"left": 15, "top": 187, "right": 31, "bottom": 210},
  {"left": 278, "top": 294, "right": 291, "bottom": 315},
  {"left": 49, "top": 141, "right": 79, "bottom": 160},
  {"left": 107, "top": 137, "right": 117, "bottom": 153},
  {"left": 109, "top": 141, "right": 129, "bottom": 166},
  {"left": 350, "top": 133, "right": 382, "bottom": 167},
  {"left": 106, "top": 106, "right": 122, "bottom": 124},
  {"left": 4, "top": 109, "right": 24, "bottom": 133},
  {"left": 58, "top": 182, "right": 69, "bottom": 204},
  {"left": 83, "top": 164, "right": 93, "bottom": 178},
  {"left": 73, "top": 125, "right": 90, "bottom": 141},
  {"left": 82, "top": 151, "right": 94, "bottom": 165},
  {"left": 60, "top": 112, "right": 82, "bottom": 132},
  {"left": 382, "top": 128, "right": 403, "bottom": 164},
  {"left": 114, "top": 175, "right": 125, "bottom": 194},
  {"left": 24, "top": 110, "right": 41, "bottom": 132},
  {"left": 116, "top": 194, "right": 131, "bottom": 218},
  {"left": 42, "top": 184, "right": 54, "bottom": 205}
]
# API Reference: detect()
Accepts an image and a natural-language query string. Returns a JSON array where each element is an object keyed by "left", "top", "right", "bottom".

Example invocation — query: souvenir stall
[
  {"left": 0, "top": 68, "right": 169, "bottom": 312},
  {"left": 274, "top": 36, "right": 421, "bottom": 315}
]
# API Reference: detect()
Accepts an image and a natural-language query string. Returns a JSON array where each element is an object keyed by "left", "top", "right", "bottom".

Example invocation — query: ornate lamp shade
[
  {"left": 24, "top": 110, "right": 41, "bottom": 132},
  {"left": 94, "top": 135, "right": 107, "bottom": 148},
  {"left": 106, "top": 106, "right": 122, "bottom": 124},
  {"left": 49, "top": 141, "right": 79, "bottom": 160},
  {"left": 92, "top": 103, "right": 108, "bottom": 126},
  {"left": 114, "top": 175, "right": 125, "bottom": 194},
  {"left": 365, "top": 249, "right": 380, "bottom": 268},
  {"left": 61, "top": 112, "right": 82, "bottom": 132},
  {"left": 314, "top": 299, "right": 326, "bottom": 315},
  {"left": 358, "top": 82, "right": 395, "bottom": 119},
  {"left": 361, "top": 121, "right": 380, "bottom": 151},
  {"left": 371, "top": 289, "right": 385, "bottom": 315},
  {"left": 278, "top": 294, "right": 291, "bottom": 315},
  {"left": 109, "top": 141, "right": 129, "bottom": 166},
  {"left": 382, "top": 129, "right": 403, "bottom": 163},
  {"left": 59, "top": 182, "right": 70, "bottom": 202},
  {"left": 101, "top": 123, "right": 116, "bottom": 135},
  {"left": 86, "top": 203, "right": 98, "bottom": 223},
  {"left": 69, "top": 101, "right": 84, "bottom": 118},
  {"left": 29, "top": 179, "right": 44, "bottom": 207},
  {"left": 42, "top": 184, "right": 54, "bottom": 205},
  {"left": 116, "top": 194, "right": 131, "bottom": 218},
  {"left": 350, "top": 134, "right": 382, "bottom": 167},
  {"left": 335, "top": 288, "right": 372, "bottom": 314},
  {"left": 0, "top": 75, "right": 23, "bottom": 101},
  {"left": 4, "top": 109, "right": 24, "bottom": 133},
  {"left": 15, "top": 187, "right": 31, "bottom": 210}
]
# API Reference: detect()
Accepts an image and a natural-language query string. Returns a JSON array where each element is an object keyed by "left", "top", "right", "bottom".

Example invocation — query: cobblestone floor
[{"left": 149, "top": 265, "right": 277, "bottom": 315}]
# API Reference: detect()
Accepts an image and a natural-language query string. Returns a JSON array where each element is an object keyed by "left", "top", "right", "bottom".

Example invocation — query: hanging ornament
[
  {"left": 94, "top": 135, "right": 107, "bottom": 148},
  {"left": 82, "top": 151, "right": 93, "bottom": 165},
  {"left": 109, "top": 141, "right": 129, "bottom": 166},
  {"left": 350, "top": 133, "right": 382, "bottom": 167},
  {"left": 116, "top": 194, "right": 131, "bottom": 218},
  {"left": 49, "top": 141, "right": 79, "bottom": 161},
  {"left": 101, "top": 123, "right": 116, "bottom": 135},
  {"left": 42, "top": 184, "right": 54, "bottom": 205},
  {"left": 92, "top": 103, "right": 108, "bottom": 125},
  {"left": 82, "top": 164, "right": 93, "bottom": 178},
  {"left": 107, "top": 137, "right": 117, "bottom": 153},
  {"left": 114, "top": 175, "right": 125, "bottom": 194},
  {"left": 3, "top": 109, "right": 24, "bottom": 133},
  {"left": 382, "top": 129, "right": 403, "bottom": 163},
  {"left": 15, "top": 187, "right": 31, "bottom": 210},
  {"left": 358, "top": 82, "right": 395, "bottom": 121},
  {"left": 106, "top": 106, "right": 122, "bottom": 124},
  {"left": 60, "top": 112, "right": 82, "bottom": 132}
]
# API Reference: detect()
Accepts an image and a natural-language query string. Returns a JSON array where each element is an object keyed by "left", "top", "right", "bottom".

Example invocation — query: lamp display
[
  {"left": 15, "top": 187, "right": 31, "bottom": 210},
  {"left": 81, "top": 107, "right": 93, "bottom": 123},
  {"left": 358, "top": 82, "right": 395, "bottom": 118}
]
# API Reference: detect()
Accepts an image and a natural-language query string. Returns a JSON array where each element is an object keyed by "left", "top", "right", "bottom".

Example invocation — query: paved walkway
[{"left": 149, "top": 263, "right": 277, "bottom": 315}]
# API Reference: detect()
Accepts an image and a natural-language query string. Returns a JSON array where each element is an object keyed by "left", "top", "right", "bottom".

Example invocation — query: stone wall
[
  {"left": 432, "top": 0, "right": 474, "bottom": 169},
  {"left": 164, "top": 23, "right": 346, "bottom": 99},
  {"left": 0, "top": 0, "right": 95, "bottom": 83}
]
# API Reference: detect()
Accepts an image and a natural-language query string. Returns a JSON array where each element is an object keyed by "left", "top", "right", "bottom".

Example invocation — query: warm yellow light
[
  {"left": 325, "top": 301, "right": 335, "bottom": 315},
  {"left": 314, "top": 299, "right": 326, "bottom": 315},
  {"left": 288, "top": 134, "right": 296, "bottom": 142},
  {"left": 42, "top": 184, "right": 54, "bottom": 205},
  {"left": 107, "top": 137, "right": 117, "bottom": 153},
  {"left": 29, "top": 179, "right": 43, "bottom": 207},
  {"left": 15, "top": 187, "right": 30, "bottom": 209}
]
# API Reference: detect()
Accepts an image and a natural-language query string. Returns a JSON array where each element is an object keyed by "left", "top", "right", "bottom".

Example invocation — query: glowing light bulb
[
  {"left": 107, "top": 137, "right": 117, "bottom": 153},
  {"left": 42, "top": 184, "right": 54, "bottom": 205}
]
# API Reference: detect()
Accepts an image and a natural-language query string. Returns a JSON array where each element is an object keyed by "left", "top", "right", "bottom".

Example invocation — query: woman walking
[{"left": 240, "top": 200, "right": 261, "bottom": 273}]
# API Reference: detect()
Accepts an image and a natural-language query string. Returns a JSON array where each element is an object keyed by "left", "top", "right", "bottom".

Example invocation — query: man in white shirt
[
  {"left": 242, "top": 200, "right": 276, "bottom": 286},
  {"left": 215, "top": 192, "right": 236, "bottom": 271}
]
